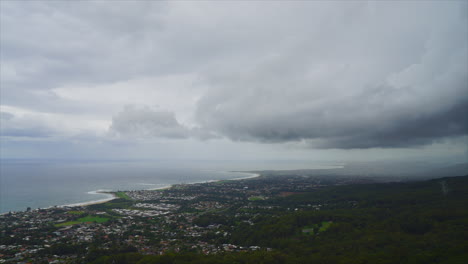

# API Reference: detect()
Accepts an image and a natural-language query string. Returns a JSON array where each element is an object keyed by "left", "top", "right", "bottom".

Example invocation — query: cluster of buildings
[
  {"left": 111, "top": 208, "right": 168, "bottom": 217},
  {"left": 1, "top": 173, "right": 364, "bottom": 263},
  {"left": 134, "top": 203, "right": 179, "bottom": 211},
  {"left": 125, "top": 190, "right": 163, "bottom": 201}
]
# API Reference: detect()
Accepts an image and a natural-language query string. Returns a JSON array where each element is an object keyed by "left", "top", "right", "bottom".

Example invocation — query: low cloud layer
[
  {"left": 110, "top": 106, "right": 190, "bottom": 139},
  {"left": 0, "top": 111, "right": 53, "bottom": 138},
  {"left": 110, "top": 106, "right": 216, "bottom": 140}
]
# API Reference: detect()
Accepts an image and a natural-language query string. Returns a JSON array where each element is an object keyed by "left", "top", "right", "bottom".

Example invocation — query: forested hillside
[{"left": 90, "top": 175, "right": 468, "bottom": 264}]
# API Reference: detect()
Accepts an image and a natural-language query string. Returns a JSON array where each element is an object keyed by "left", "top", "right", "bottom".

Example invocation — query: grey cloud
[
  {"left": 0, "top": 112, "right": 14, "bottom": 120},
  {"left": 2, "top": 0, "right": 467, "bottom": 152},
  {"left": 311, "top": 96, "right": 468, "bottom": 149},
  {"left": 109, "top": 106, "right": 218, "bottom": 140},
  {"left": 1, "top": 1, "right": 169, "bottom": 113},
  {"left": 195, "top": 1, "right": 468, "bottom": 148},
  {"left": 196, "top": 83, "right": 468, "bottom": 148},
  {"left": 0, "top": 1, "right": 356, "bottom": 114},
  {"left": 109, "top": 106, "right": 190, "bottom": 139},
  {"left": 0, "top": 112, "right": 55, "bottom": 138}
]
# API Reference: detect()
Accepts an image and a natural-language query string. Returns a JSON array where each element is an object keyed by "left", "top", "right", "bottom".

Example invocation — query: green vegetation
[
  {"left": 90, "top": 251, "right": 292, "bottom": 264},
  {"left": 301, "top": 227, "right": 314, "bottom": 234},
  {"left": 115, "top": 191, "right": 132, "bottom": 200},
  {"left": 318, "top": 221, "right": 332, "bottom": 232},
  {"left": 89, "top": 175, "right": 468, "bottom": 264},
  {"left": 4, "top": 174, "right": 467, "bottom": 263},
  {"left": 55, "top": 216, "right": 109, "bottom": 227},
  {"left": 193, "top": 213, "right": 229, "bottom": 227},
  {"left": 67, "top": 210, "right": 85, "bottom": 215},
  {"left": 87, "top": 198, "right": 133, "bottom": 211},
  {"left": 301, "top": 221, "right": 332, "bottom": 235}
]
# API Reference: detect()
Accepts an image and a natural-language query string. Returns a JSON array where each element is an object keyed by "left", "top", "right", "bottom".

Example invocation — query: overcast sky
[{"left": 0, "top": 1, "right": 467, "bottom": 163}]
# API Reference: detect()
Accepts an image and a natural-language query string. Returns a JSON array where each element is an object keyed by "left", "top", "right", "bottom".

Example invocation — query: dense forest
[{"left": 90, "top": 175, "right": 468, "bottom": 264}]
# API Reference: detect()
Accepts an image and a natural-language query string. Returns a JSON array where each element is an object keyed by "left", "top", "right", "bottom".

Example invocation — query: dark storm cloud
[
  {"left": 194, "top": 1, "right": 468, "bottom": 148},
  {"left": 196, "top": 84, "right": 468, "bottom": 148},
  {"left": 313, "top": 97, "right": 468, "bottom": 149}
]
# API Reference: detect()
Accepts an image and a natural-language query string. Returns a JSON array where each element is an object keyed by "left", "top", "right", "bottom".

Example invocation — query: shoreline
[
  {"left": 229, "top": 172, "right": 261, "bottom": 181},
  {"left": 54, "top": 171, "right": 262, "bottom": 210},
  {"left": 178, "top": 172, "right": 261, "bottom": 186},
  {"left": 58, "top": 192, "right": 118, "bottom": 208}
]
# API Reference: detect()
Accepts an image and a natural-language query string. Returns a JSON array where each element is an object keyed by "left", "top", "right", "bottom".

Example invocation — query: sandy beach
[
  {"left": 59, "top": 191, "right": 118, "bottom": 208},
  {"left": 58, "top": 171, "right": 261, "bottom": 209}
]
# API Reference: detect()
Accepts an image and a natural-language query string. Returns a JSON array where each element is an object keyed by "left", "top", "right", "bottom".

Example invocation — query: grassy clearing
[
  {"left": 87, "top": 198, "right": 134, "bottom": 211},
  {"left": 115, "top": 192, "right": 131, "bottom": 200},
  {"left": 318, "top": 221, "right": 332, "bottom": 232},
  {"left": 55, "top": 216, "right": 110, "bottom": 227},
  {"left": 302, "top": 221, "right": 332, "bottom": 235},
  {"left": 67, "top": 210, "right": 85, "bottom": 215}
]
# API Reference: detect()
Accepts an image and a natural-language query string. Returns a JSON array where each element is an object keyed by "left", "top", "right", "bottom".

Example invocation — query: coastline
[
  {"left": 2, "top": 171, "right": 262, "bottom": 213},
  {"left": 147, "top": 184, "right": 173, "bottom": 191},
  {"left": 166, "top": 171, "right": 261, "bottom": 186},
  {"left": 58, "top": 191, "right": 118, "bottom": 208},
  {"left": 1, "top": 192, "right": 119, "bottom": 215},
  {"left": 229, "top": 172, "right": 261, "bottom": 181},
  {"left": 61, "top": 171, "right": 262, "bottom": 209}
]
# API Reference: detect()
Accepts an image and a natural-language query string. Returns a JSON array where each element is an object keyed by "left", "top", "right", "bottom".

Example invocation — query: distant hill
[
  {"left": 416, "top": 162, "right": 468, "bottom": 179},
  {"left": 251, "top": 162, "right": 468, "bottom": 182}
]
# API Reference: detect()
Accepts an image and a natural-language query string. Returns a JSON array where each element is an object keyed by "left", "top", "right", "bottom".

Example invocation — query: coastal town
[{"left": 0, "top": 172, "right": 371, "bottom": 263}]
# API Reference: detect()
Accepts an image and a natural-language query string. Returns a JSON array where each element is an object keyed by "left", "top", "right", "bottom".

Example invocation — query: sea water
[{"left": 0, "top": 159, "right": 340, "bottom": 213}]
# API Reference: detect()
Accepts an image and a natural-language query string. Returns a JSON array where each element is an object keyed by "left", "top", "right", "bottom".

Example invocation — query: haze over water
[{"left": 0, "top": 159, "right": 340, "bottom": 213}]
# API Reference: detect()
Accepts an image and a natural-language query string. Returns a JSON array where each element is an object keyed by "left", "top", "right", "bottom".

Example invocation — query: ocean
[{"left": 0, "top": 160, "right": 340, "bottom": 213}]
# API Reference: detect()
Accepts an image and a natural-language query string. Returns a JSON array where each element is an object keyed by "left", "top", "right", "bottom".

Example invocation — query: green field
[
  {"left": 87, "top": 198, "right": 134, "bottom": 211},
  {"left": 302, "top": 221, "right": 332, "bottom": 235},
  {"left": 55, "top": 216, "right": 110, "bottom": 227},
  {"left": 67, "top": 210, "right": 85, "bottom": 215},
  {"left": 115, "top": 192, "right": 131, "bottom": 200},
  {"left": 318, "top": 221, "right": 332, "bottom": 232}
]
